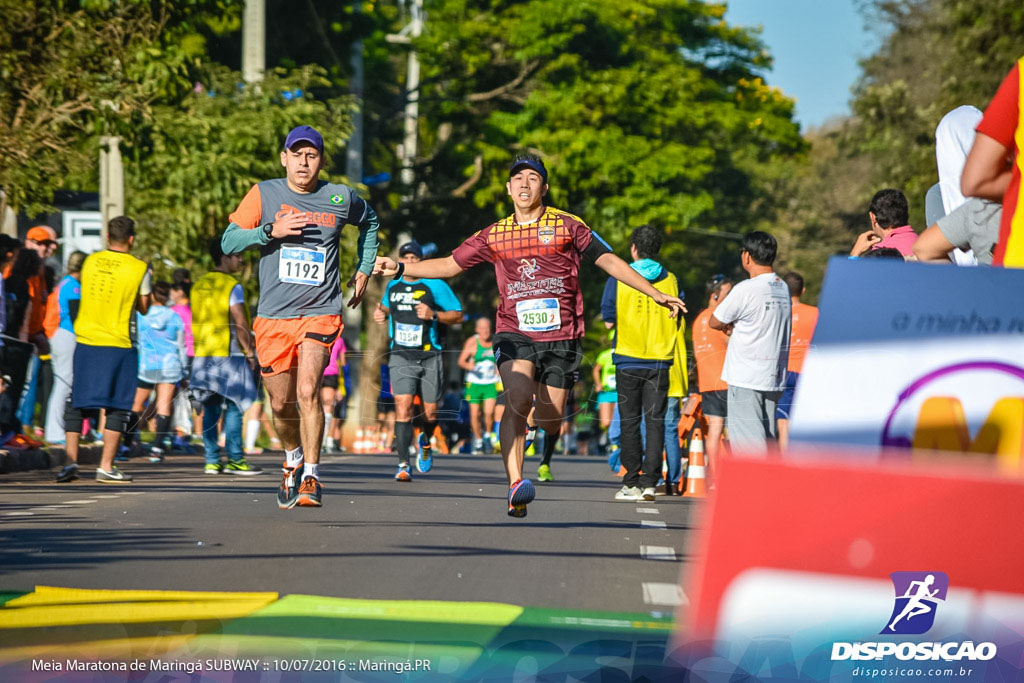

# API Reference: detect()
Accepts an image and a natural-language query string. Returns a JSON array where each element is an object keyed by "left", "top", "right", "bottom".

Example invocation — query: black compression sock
[
  {"left": 541, "top": 431, "right": 557, "bottom": 466},
  {"left": 395, "top": 421, "right": 413, "bottom": 463}
]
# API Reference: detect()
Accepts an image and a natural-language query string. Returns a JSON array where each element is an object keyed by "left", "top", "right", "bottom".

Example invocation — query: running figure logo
[
  {"left": 517, "top": 258, "right": 539, "bottom": 280},
  {"left": 880, "top": 571, "right": 949, "bottom": 635}
]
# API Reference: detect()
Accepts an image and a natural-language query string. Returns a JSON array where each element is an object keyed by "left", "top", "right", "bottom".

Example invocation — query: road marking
[
  {"left": 643, "top": 582, "right": 687, "bottom": 607},
  {"left": 641, "top": 545, "right": 677, "bottom": 561},
  {"left": 641, "top": 520, "right": 667, "bottom": 529},
  {"left": 119, "top": 492, "right": 145, "bottom": 495},
  {"left": 92, "top": 495, "right": 119, "bottom": 499},
  {"left": 66, "top": 499, "right": 98, "bottom": 504},
  {"left": 636, "top": 507, "right": 659, "bottom": 514},
  {"left": 3, "top": 511, "right": 34, "bottom": 517},
  {"left": 29, "top": 506, "right": 69, "bottom": 511}
]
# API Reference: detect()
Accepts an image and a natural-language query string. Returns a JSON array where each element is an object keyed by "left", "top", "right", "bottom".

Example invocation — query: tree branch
[
  {"left": 466, "top": 60, "right": 539, "bottom": 102},
  {"left": 451, "top": 155, "right": 484, "bottom": 198}
]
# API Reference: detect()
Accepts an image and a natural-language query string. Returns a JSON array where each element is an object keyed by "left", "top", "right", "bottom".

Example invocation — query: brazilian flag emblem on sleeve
[{"left": 330, "top": 194, "right": 344, "bottom": 205}]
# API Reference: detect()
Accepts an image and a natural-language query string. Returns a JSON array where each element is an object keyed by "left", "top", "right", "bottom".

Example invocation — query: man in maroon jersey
[{"left": 374, "top": 154, "right": 685, "bottom": 517}]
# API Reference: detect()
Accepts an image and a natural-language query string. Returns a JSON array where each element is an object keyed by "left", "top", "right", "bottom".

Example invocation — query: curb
[{"left": 0, "top": 445, "right": 104, "bottom": 474}]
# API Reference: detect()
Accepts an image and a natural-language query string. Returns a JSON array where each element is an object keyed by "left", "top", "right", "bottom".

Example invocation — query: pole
[
  {"left": 99, "top": 136, "right": 124, "bottom": 228},
  {"left": 242, "top": 0, "right": 266, "bottom": 84}
]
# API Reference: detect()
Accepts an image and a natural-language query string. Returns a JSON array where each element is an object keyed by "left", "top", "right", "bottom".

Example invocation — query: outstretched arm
[
  {"left": 961, "top": 132, "right": 1012, "bottom": 201},
  {"left": 593, "top": 252, "right": 687, "bottom": 318},
  {"left": 373, "top": 255, "right": 465, "bottom": 279}
]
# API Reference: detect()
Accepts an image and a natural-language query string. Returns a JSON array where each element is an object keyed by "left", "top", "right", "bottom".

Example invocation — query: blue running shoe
[
  {"left": 416, "top": 432, "right": 433, "bottom": 473},
  {"left": 507, "top": 478, "right": 536, "bottom": 518},
  {"left": 115, "top": 445, "right": 131, "bottom": 462},
  {"left": 607, "top": 444, "right": 621, "bottom": 472}
]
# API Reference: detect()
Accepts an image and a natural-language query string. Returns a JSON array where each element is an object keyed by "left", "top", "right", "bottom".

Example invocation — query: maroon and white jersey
[{"left": 452, "top": 206, "right": 611, "bottom": 341}]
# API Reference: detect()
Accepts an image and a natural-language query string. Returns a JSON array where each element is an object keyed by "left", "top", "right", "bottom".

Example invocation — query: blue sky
[{"left": 724, "top": 0, "right": 880, "bottom": 130}]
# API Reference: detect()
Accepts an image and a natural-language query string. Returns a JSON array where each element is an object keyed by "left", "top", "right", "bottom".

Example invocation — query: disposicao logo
[
  {"left": 881, "top": 571, "right": 947, "bottom": 635},
  {"left": 831, "top": 572, "right": 997, "bottom": 662}
]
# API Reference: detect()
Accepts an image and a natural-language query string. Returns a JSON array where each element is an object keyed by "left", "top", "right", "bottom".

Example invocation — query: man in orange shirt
[
  {"left": 692, "top": 274, "right": 732, "bottom": 470},
  {"left": 776, "top": 271, "right": 819, "bottom": 450}
]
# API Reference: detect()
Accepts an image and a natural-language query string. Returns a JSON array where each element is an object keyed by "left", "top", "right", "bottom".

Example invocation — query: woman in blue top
[{"left": 132, "top": 281, "right": 187, "bottom": 460}]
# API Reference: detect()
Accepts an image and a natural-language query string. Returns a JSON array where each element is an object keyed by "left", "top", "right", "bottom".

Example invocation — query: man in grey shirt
[{"left": 912, "top": 198, "right": 1001, "bottom": 265}]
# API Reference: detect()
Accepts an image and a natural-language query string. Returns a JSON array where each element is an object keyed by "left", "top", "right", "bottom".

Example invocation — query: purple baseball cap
[
  {"left": 283, "top": 125, "right": 324, "bottom": 153},
  {"left": 509, "top": 157, "right": 548, "bottom": 182}
]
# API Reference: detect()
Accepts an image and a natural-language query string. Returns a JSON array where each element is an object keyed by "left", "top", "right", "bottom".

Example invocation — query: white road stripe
[
  {"left": 3, "top": 511, "right": 34, "bottom": 517},
  {"left": 641, "top": 520, "right": 667, "bottom": 529},
  {"left": 119, "top": 492, "right": 145, "bottom": 495},
  {"left": 92, "top": 495, "right": 119, "bottom": 499},
  {"left": 636, "top": 507, "right": 659, "bottom": 514},
  {"left": 66, "top": 500, "right": 98, "bottom": 504},
  {"left": 642, "top": 582, "right": 687, "bottom": 606},
  {"left": 641, "top": 545, "right": 677, "bottom": 561}
]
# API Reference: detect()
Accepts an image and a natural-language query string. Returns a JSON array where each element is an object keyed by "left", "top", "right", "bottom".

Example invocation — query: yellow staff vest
[
  {"left": 192, "top": 271, "right": 245, "bottom": 357},
  {"left": 613, "top": 271, "right": 679, "bottom": 362},
  {"left": 75, "top": 250, "right": 148, "bottom": 348}
]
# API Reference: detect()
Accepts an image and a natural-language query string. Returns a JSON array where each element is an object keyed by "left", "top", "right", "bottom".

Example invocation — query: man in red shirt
[
  {"left": 962, "top": 57, "right": 1023, "bottom": 266},
  {"left": 776, "top": 272, "right": 818, "bottom": 450},
  {"left": 374, "top": 154, "right": 685, "bottom": 517}
]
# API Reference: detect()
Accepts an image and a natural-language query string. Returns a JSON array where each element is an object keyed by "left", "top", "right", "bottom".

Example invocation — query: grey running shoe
[
  {"left": 96, "top": 467, "right": 133, "bottom": 483},
  {"left": 56, "top": 463, "right": 79, "bottom": 483}
]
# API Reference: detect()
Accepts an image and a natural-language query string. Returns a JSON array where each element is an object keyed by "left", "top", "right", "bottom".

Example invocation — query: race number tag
[
  {"left": 515, "top": 298, "right": 561, "bottom": 332},
  {"left": 279, "top": 246, "right": 326, "bottom": 286},
  {"left": 394, "top": 322, "right": 424, "bottom": 347}
]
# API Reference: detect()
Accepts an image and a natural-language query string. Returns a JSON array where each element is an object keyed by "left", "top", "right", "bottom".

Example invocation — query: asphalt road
[{"left": 0, "top": 450, "right": 701, "bottom": 616}]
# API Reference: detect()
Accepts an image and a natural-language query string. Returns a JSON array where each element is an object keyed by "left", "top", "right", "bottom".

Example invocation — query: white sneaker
[
  {"left": 615, "top": 485, "right": 641, "bottom": 501},
  {"left": 96, "top": 467, "right": 133, "bottom": 482},
  {"left": 641, "top": 487, "right": 657, "bottom": 502}
]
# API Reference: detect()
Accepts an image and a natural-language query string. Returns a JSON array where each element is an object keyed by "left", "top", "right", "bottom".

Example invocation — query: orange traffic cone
[{"left": 683, "top": 428, "right": 708, "bottom": 498}]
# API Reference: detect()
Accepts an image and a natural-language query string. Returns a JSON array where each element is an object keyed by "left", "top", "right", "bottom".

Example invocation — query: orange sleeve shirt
[
  {"left": 788, "top": 302, "right": 819, "bottom": 374},
  {"left": 693, "top": 308, "right": 730, "bottom": 393}
]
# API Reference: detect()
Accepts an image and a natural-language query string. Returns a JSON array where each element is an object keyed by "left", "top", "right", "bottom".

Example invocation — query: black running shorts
[{"left": 493, "top": 333, "right": 581, "bottom": 389}]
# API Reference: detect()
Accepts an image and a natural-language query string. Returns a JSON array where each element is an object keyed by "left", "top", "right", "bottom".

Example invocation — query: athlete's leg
[
  {"left": 295, "top": 340, "right": 330, "bottom": 467},
  {"left": 152, "top": 382, "right": 175, "bottom": 450},
  {"left": 535, "top": 383, "right": 569, "bottom": 467},
  {"left": 469, "top": 401, "right": 482, "bottom": 440},
  {"left": 482, "top": 397, "right": 496, "bottom": 434},
  {"left": 706, "top": 414, "right": 725, "bottom": 473},
  {"left": 498, "top": 359, "right": 537, "bottom": 484},
  {"left": 599, "top": 401, "right": 614, "bottom": 430},
  {"left": 394, "top": 393, "right": 415, "bottom": 464},
  {"left": 263, "top": 368, "right": 300, "bottom": 451}
]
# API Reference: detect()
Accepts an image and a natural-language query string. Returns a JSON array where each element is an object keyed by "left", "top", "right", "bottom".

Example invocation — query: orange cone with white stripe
[{"left": 683, "top": 428, "right": 708, "bottom": 498}]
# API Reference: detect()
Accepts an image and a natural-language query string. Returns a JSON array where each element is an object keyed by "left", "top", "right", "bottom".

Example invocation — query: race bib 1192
[{"left": 279, "top": 246, "right": 326, "bottom": 286}]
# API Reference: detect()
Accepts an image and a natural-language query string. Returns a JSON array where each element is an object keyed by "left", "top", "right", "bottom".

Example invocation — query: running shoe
[
  {"left": 524, "top": 425, "right": 537, "bottom": 452},
  {"left": 538, "top": 463, "right": 554, "bottom": 482},
  {"left": 296, "top": 476, "right": 323, "bottom": 507},
  {"left": 277, "top": 464, "right": 303, "bottom": 509},
  {"left": 114, "top": 445, "right": 131, "bottom": 462},
  {"left": 641, "top": 487, "right": 657, "bottom": 502},
  {"left": 224, "top": 459, "right": 263, "bottom": 476},
  {"left": 471, "top": 438, "right": 484, "bottom": 455},
  {"left": 507, "top": 478, "right": 536, "bottom": 518},
  {"left": 55, "top": 463, "right": 79, "bottom": 483},
  {"left": 96, "top": 467, "right": 133, "bottom": 483},
  {"left": 204, "top": 463, "right": 222, "bottom": 475},
  {"left": 615, "top": 485, "right": 641, "bottom": 501},
  {"left": 148, "top": 447, "right": 165, "bottom": 463},
  {"left": 416, "top": 433, "right": 433, "bottom": 473},
  {"left": 483, "top": 435, "right": 495, "bottom": 455},
  {"left": 395, "top": 463, "right": 412, "bottom": 482},
  {"left": 607, "top": 444, "right": 621, "bottom": 473}
]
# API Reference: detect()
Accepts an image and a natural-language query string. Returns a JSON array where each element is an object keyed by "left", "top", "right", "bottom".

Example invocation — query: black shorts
[
  {"left": 322, "top": 373, "right": 339, "bottom": 390},
  {"left": 493, "top": 333, "right": 581, "bottom": 390},
  {"left": 137, "top": 379, "right": 155, "bottom": 391},
  {"left": 701, "top": 389, "right": 728, "bottom": 418},
  {"left": 377, "top": 396, "right": 395, "bottom": 414}
]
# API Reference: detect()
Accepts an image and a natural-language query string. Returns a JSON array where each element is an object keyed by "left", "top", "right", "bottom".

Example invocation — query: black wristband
[
  {"left": 262, "top": 223, "right": 274, "bottom": 240},
  {"left": 393, "top": 261, "right": 405, "bottom": 280}
]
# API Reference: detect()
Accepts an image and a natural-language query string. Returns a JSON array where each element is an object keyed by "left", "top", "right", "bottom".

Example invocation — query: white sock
[
  {"left": 304, "top": 463, "right": 319, "bottom": 480},
  {"left": 285, "top": 447, "right": 303, "bottom": 469},
  {"left": 245, "top": 420, "right": 261, "bottom": 450}
]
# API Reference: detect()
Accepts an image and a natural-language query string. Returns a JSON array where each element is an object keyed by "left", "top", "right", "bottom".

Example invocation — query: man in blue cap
[
  {"left": 373, "top": 240, "right": 462, "bottom": 481},
  {"left": 222, "top": 125, "right": 380, "bottom": 509}
]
